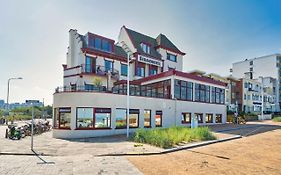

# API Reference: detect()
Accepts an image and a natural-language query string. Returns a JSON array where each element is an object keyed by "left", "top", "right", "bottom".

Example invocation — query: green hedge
[
  {"left": 131, "top": 126, "right": 216, "bottom": 148},
  {"left": 273, "top": 117, "right": 281, "bottom": 122}
]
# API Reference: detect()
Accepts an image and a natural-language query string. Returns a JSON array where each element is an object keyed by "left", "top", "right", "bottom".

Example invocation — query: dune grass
[
  {"left": 131, "top": 126, "right": 216, "bottom": 148},
  {"left": 273, "top": 117, "right": 281, "bottom": 122}
]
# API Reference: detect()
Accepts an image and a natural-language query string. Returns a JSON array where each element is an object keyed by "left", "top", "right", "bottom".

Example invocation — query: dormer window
[
  {"left": 87, "top": 34, "right": 113, "bottom": 52},
  {"left": 167, "top": 53, "right": 177, "bottom": 62},
  {"left": 140, "top": 43, "right": 150, "bottom": 54}
]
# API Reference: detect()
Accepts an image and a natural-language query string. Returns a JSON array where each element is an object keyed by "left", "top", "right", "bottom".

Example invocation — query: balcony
[
  {"left": 55, "top": 85, "right": 107, "bottom": 93},
  {"left": 63, "top": 64, "right": 119, "bottom": 79}
]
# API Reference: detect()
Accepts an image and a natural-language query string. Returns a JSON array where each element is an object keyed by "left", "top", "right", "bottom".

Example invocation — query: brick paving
[
  {"left": 1, "top": 120, "right": 279, "bottom": 175},
  {"left": 0, "top": 155, "right": 142, "bottom": 175}
]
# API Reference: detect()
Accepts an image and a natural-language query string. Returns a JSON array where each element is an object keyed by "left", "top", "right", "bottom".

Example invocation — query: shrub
[
  {"left": 273, "top": 117, "right": 281, "bottom": 122},
  {"left": 131, "top": 126, "right": 216, "bottom": 148},
  {"left": 243, "top": 115, "right": 258, "bottom": 121}
]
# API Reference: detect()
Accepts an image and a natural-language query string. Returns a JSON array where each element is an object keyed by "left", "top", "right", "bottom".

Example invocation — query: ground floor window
[
  {"left": 195, "top": 113, "right": 203, "bottom": 123},
  {"left": 144, "top": 109, "right": 151, "bottom": 128},
  {"left": 94, "top": 108, "right": 111, "bottom": 128},
  {"left": 206, "top": 114, "right": 213, "bottom": 123},
  {"left": 216, "top": 114, "right": 222, "bottom": 123},
  {"left": 76, "top": 107, "right": 94, "bottom": 128},
  {"left": 115, "top": 109, "right": 139, "bottom": 128},
  {"left": 116, "top": 109, "right": 127, "bottom": 129},
  {"left": 155, "top": 111, "right": 162, "bottom": 127},
  {"left": 129, "top": 109, "right": 139, "bottom": 128},
  {"left": 59, "top": 108, "right": 71, "bottom": 129},
  {"left": 182, "top": 113, "right": 191, "bottom": 123}
]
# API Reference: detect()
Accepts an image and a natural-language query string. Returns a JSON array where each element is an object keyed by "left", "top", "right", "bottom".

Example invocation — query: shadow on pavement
[
  {"left": 208, "top": 122, "right": 281, "bottom": 137},
  {"left": 63, "top": 134, "right": 129, "bottom": 143}
]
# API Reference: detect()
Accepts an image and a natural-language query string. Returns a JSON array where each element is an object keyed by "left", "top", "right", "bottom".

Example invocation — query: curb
[
  {"left": 0, "top": 152, "right": 54, "bottom": 157},
  {"left": 98, "top": 135, "right": 242, "bottom": 157}
]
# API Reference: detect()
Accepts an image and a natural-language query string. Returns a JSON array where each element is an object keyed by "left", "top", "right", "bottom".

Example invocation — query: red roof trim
[
  {"left": 87, "top": 32, "right": 115, "bottom": 43},
  {"left": 173, "top": 70, "right": 226, "bottom": 86},
  {"left": 82, "top": 48, "right": 127, "bottom": 62},
  {"left": 114, "top": 70, "right": 226, "bottom": 87},
  {"left": 155, "top": 45, "right": 186, "bottom": 55}
]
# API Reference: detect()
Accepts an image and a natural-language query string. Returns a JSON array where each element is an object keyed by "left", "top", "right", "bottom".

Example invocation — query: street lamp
[
  {"left": 120, "top": 41, "right": 133, "bottom": 138},
  {"left": 6, "top": 77, "right": 23, "bottom": 111}
]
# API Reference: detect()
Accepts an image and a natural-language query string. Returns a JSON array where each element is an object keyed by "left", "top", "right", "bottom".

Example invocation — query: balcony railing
[
  {"left": 55, "top": 85, "right": 107, "bottom": 93},
  {"left": 63, "top": 64, "right": 120, "bottom": 79},
  {"left": 81, "top": 64, "right": 119, "bottom": 79}
]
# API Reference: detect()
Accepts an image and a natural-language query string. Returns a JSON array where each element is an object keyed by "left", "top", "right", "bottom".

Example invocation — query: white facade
[
  {"left": 232, "top": 54, "right": 281, "bottom": 112},
  {"left": 53, "top": 91, "right": 226, "bottom": 139}
]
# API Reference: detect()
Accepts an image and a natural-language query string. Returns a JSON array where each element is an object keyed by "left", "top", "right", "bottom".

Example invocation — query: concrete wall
[{"left": 53, "top": 92, "right": 226, "bottom": 138}]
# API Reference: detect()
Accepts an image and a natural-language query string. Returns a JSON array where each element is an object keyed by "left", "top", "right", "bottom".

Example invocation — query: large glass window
[
  {"left": 76, "top": 108, "right": 93, "bottom": 128},
  {"left": 187, "top": 82, "right": 193, "bottom": 101},
  {"left": 129, "top": 109, "right": 139, "bottom": 128},
  {"left": 95, "top": 38, "right": 102, "bottom": 49},
  {"left": 144, "top": 110, "right": 151, "bottom": 128},
  {"left": 155, "top": 111, "right": 162, "bottom": 127},
  {"left": 137, "top": 64, "right": 145, "bottom": 77},
  {"left": 195, "top": 84, "right": 210, "bottom": 103},
  {"left": 206, "top": 114, "right": 213, "bottom": 123},
  {"left": 167, "top": 53, "right": 177, "bottom": 62},
  {"left": 174, "top": 79, "right": 193, "bottom": 101},
  {"left": 59, "top": 108, "right": 71, "bottom": 129},
  {"left": 116, "top": 109, "right": 127, "bottom": 129},
  {"left": 95, "top": 108, "right": 111, "bottom": 128},
  {"left": 105, "top": 60, "right": 113, "bottom": 72},
  {"left": 182, "top": 113, "right": 191, "bottom": 123},
  {"left": 115, "top": 109, "right": 139, "bottom": 128},
  {"left": 121, "top": 64, "right": 128, "bottom": 76},
  {"left": 174, "top": 79, "right": 181, "bottom": 99},
  {"left": 112, "top": 80, "right": 171, "bottom": 99},
  {"left": 102, "top": 40, "right": 111, "bottom": 52},
  {"left": 212, "top": 87, "right": 225, "bottom": 104}
]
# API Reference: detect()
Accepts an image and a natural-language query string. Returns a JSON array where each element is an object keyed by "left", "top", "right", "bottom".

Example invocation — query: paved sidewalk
[{"left": 0, "top": 155, "right": 142, "bottom": 175}]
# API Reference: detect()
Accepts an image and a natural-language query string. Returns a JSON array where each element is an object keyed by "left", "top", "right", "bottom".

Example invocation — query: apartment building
[{"left": 232, "top": 54, "right": 281, "bottom": 112}]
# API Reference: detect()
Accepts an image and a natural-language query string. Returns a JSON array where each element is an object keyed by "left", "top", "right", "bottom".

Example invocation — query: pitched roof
[
  {"left": 124, "top": 27, "right": 162, "bottom": 59},
  {"left": 114, "top": 45, "right": 127, "bottom": 58},
  {"left": 156, "top": 34, "right": 185, "bottom": 55}
]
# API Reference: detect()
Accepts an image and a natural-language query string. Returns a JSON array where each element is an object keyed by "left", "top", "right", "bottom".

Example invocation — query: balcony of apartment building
[{"left": 63, "top": 64, "right": 119, "bottom": 79}]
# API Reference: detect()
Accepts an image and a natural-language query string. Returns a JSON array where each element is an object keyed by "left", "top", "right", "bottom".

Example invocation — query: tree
[
  {"left": 0, "top": 109, "right": 3, "bottom": 118},
  {"left": 93, "top": 77, "right": 103, "bottom": 87}
]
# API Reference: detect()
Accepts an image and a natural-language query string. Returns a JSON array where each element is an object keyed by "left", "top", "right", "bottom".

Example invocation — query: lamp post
[
  {"left": 6, "top": 77, "right": 23, "bottom": 111},
  {"left": 121, "top": 41, "right": 133, "bottom": 138},
  {"left": 31, "top": 104, "right": 34, "bottom": 150}
]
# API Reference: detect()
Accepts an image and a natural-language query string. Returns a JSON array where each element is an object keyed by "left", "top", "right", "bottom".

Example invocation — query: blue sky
[{"left": 0, "top": 0, "right": 280, "bottom": 105}]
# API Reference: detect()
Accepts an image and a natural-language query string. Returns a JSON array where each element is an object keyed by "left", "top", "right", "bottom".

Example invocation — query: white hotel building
[{"left": 53, "top": 26, "right": 227, "bottom": 139}]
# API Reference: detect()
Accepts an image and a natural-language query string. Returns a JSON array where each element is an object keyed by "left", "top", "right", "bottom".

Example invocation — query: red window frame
[
  {"left": 181, "top": 112, "right": 191, "bottom": 124},
  {"left": 155, "top": 110, "right": 162, "bottom": 127},
  {"left": 144, "top": 109, "right": 151, "bottom": 128},
  {"left": 58, "top": 107, "right": 71, "bottom": 130},
  {"left": 94, "top": 108, "right": 111, "bottom": 129}
]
